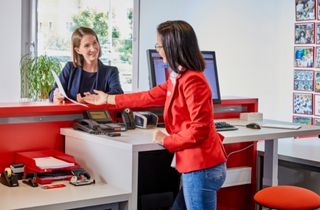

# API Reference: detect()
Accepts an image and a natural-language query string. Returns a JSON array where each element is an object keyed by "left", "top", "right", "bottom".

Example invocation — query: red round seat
[{"left": 254, "top": 185, "right": 320, "bottom": 210}]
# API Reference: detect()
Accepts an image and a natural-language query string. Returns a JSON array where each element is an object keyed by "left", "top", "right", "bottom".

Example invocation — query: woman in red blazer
[{"left": 84, "top": 20, "right": 227, "bottom": 210}]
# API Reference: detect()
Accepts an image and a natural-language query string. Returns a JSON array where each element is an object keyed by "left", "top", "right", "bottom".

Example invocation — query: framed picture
[
  {"left": 314, "top": 71, "right": 320, "bottom": 92},
  {"left": 293, "top": 69, "right": 313, "bottom": 91},
  {"left": 294, "top": 46, "right": 314, "bottom": 68},
  {"left": 295, "top": 23, "right": 314, "bottom": 44},
  {"left": 318, "top": 0, "right": 320, "bottom": 20},
  {"left": 314, "top": 47, "right": 320, "bottom": 68},
  {"left": 293, "top": 115, "right": 312, "bottom": 125},
  {"left": 296, "top": 0, "right": 315, "bottom": 21},
  {"left": 316, "top": 23, "right": 320, "bottom": 44},
  {"left": 313, "top": 94, "right": 320, "bottom": 116},
  {"left": 293, "top": 92, "right": 313, "bottom": 115},
  {"left": 313, "top": 117, "right": 320, "bottom": 125}
]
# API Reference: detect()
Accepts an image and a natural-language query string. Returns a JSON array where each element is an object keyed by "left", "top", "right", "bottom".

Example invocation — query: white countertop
[
  {"left": 61, "top": 127, "right": 165, "bottom": 152},
  {"left": 217, "top": 119, "right": 320, "bottom": 144},
  {"left": 61, "top": 118, "right": 320, "bottom": 147},
  {"left": 0, "top": 180, "right": 129, "bottom": 210}
]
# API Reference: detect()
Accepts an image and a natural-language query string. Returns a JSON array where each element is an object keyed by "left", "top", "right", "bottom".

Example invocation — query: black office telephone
[
  {"left": 0, "top": 167, "right": 19, "bottom": 187},
  {"left": 73, "top": 110, "right": 126, "bottom": 134},
  {"left": 73, "top": 119, "right": 102, "bottom": 134},
  {"left": 122, "top": 108, "right": 135, "bottom": 129}
]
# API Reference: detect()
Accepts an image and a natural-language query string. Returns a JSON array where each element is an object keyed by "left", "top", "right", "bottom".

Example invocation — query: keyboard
[{"left": 214, "top": 121, "right": 238, "bottom": 131}]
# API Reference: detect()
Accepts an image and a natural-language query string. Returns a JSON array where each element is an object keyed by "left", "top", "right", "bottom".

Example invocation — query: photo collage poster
[{"left": 293, "top": 0, "right": 320, "bottom": 124}]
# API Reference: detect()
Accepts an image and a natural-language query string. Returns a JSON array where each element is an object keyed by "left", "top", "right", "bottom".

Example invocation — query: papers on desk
[
  {"left": 33, "top": 156, "right": 75, "bottom": 169},
  {"left": 261, "top": 123, "right": 301, "bottom": 130},
  {"left": 51, "top": 70, "right": 88, "bottom": 107}
]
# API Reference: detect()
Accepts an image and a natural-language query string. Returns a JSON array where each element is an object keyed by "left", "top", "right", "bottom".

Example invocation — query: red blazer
[{"left": 115, "top": 70, "right": 226, "bottom": 173}]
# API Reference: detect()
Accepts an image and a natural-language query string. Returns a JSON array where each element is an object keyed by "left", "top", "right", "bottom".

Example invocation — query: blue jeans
[{"left": 172, "top": 163, "right": 226, "bottom": 210}]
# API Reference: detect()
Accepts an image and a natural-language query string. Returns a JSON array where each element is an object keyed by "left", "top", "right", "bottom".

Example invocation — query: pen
[{"left": 41, "top": 183, "right": 66, "bottom": 189}]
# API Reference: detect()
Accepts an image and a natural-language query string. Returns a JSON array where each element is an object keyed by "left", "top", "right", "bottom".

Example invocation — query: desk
[
  {"left": 221, "top": 119, "right": 320, "bottom": 186},
  {"left": 63, "top": 128, "right": 168, "bottom": 210},
  {"left": 0, "top": 181, "right": 129, "bottom": 210},
  {"left": 256, "top": 138, "right": 320, "bottom": 198},
  {"left": 61, "top": 119, "right": 320, "bottom": 210},
  {"left": 257, "top": 138, "right": 320, "bottom": 170}
]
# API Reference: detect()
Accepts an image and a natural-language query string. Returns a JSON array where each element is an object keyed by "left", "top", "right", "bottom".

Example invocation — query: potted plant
[{"left": 20, "top": 54, "right": 61, "bottom": 101}]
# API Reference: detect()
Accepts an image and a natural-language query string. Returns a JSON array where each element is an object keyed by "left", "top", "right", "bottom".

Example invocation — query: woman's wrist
[
  {"left": 106, "top": 95, "right": 116, "bottom": 105},
  {"left": 104, "top": 94, "right": 109, "bottom": 104},
  {"left": 160, "top": 137, "right": 164, "bottom": 146}
]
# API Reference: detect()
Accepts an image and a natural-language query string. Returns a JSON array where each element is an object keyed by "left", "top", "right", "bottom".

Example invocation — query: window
[{"left": 26, "top": 0, "right": 134, "bottom": 92}]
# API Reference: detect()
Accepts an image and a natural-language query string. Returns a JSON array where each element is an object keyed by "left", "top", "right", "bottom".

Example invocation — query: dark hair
[
  {"left": 71, "top": 27, "right": 101, "bottom": 67},
  {"left": 157, "top": 20, "right": 205, "bottom": 73}
]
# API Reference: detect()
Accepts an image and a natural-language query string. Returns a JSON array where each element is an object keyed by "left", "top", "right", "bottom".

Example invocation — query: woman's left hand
[{"left": 152, "top": 129, "right": 167, "bottom": 145}]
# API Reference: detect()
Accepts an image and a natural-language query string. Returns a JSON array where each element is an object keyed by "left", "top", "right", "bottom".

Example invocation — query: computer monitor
[{"left": 147, "top": 49, "right": 221, "bottom": 104}]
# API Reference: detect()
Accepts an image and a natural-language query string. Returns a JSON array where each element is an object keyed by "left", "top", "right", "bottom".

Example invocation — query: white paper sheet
[
  {"left": 51, "top": 70, "right": 88, "bottom": 107},
  {"left": 34, "top": 156, "right": 75, "bottom": 169}
]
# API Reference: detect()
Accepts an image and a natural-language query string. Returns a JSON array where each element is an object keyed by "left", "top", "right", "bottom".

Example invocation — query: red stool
[{"left": 254, "top": 185, "right": 320, "bottom": 210}]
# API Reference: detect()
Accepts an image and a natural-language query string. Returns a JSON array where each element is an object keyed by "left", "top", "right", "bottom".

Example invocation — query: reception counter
[
  {"left": 0, "top": 98, "right": 260, "bottom": 210},
  {"left": 0, "top": 97, "right": 258, "bottom": 171},
  {"left": 62, "top": 120, "right": 320, "bottom": 210}
]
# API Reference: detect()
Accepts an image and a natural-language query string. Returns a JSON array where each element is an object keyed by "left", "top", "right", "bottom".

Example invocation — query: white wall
[
  {"left": 0, "top": 0, "right": 21, "bottom": 102},
  {"left": 138, "top": 0, "right": 294, "bottom": 121}
]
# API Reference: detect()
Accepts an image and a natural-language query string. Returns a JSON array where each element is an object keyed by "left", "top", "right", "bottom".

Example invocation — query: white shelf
[{"left": 0, "top": 181, "right": 129, "bottom": 210}]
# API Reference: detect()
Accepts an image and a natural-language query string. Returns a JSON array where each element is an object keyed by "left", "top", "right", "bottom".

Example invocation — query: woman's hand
[
  {"left": 76, "top": 93, "right": 85, "bottom": 103},
  {"left": 152, "top": 129, "right": 167, "bottom": 145},
  {"left": 53, "top": 88, "right": 65, "bottom": 104},
  {"left": 82, "top": 90, "right": 115, "bottom": 105}
]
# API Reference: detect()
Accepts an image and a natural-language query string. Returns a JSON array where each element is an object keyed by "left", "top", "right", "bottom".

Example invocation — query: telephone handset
[
  {"left": 0, "top": 167, "right": 19, "bottom": 187},
  {"left": 73, "top": 119, "right": 102, "bottom": 134},
  {"left": 122, "top": 108, "right": 135, "bottom": 129}
]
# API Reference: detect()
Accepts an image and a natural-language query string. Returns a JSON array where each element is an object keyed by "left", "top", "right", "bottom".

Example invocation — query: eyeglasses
[{"left": 155, "top": 44, "right": 163, "bottom": 50}]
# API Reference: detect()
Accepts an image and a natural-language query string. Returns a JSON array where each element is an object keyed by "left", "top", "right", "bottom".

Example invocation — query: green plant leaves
[{"left": 20, "top": 54, "right": 61, "bottom": 101}]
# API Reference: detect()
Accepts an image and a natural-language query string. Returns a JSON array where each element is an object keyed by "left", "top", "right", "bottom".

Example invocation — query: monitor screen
[{"left": 147, "top": 49, "right": 221, "bottom": 104}]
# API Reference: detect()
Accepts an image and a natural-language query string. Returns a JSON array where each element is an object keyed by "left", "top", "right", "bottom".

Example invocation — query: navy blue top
[
  {"left": 49, "top": 60, "right": 123, "bottom": 101},
  {"left": 79, "top": 71, "right": 97, "bottom": 95}
]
